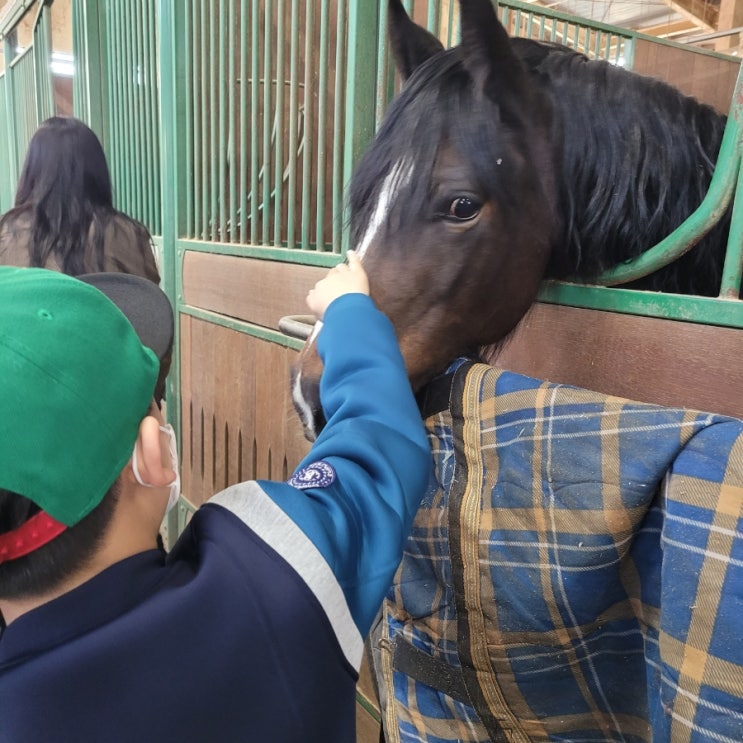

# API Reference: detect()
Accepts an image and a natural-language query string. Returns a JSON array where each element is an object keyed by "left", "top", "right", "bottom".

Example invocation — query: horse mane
[
  {"left": 518, "top": 40, "right": 730, "bottom": 295},
  {"left": 349, "top": 49, "right": 559, "bottom": 252}
]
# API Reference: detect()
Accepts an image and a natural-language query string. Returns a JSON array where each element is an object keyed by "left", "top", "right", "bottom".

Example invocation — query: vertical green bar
[
  {"left": 228, "top": 0, "right": 236, "bottom": 242},
  {"left": 446, "top": 0, "right": 455, "bottom": 46},
  {"left": 331, "top": 0, "right": 346, "bottom": 253},
  {"left": 107, "top": 2, "right": 121, "bottom": 214},
  {"left": 153, "top": 1, "right": 163, "bottom": 233},
  {"left": 72, "top": 0, "right": 87, "bottom": 121},
  {"left": 300, "top": 0, "right": 314, "bottom": 249},
  {"left": 262, "top": 0, "right": 273, "bottom": 245},
  {"left": 122, "top": 0, "right": 135, "bottom": 214},
  {"left": 719, "top": 75, "right": 743, "bottom": 300},
  {"left": 343, "top": 1, "right": 379, "bottom": 253},
  {"left": 210, "top": 2, "right": 218, "bottom": 241},
  {"left": 239, "top": 0, "right": 248, "bottom": 244},
  {"left": 200, "top": 0, "right": 208, "bottom": 238},
  {"left": 218, "top": 0, "right": 227, "bottom": 241},
  {"left": 4, "top": 38, "right": 19, "bottom": 187},
  {"left": 127, "top": 0, "right": 138, "bottom": 219},
  {"left": 73, "top": 0, "right": 106, "bottom": 139},
  {"left": 0, "top": 73, "right": 12, "bottom": 210},
  {"left": 144, "top": 0, "right": 160, "bottom": 233},
  {"left": 623, "top": 37, "right": 635, "bottom": 69},
  {"left": 720, "top": 156, "right": 743, "bottom": 297},
  {"left": 34, "top": 6, "right": 55, "bottom": 122},
  {"left": 426, "top": 0, "right": 438, "bottom": 33},
  {"left": 375, "top": 0, "right": 389, "bottom": 128},
  {"left": 273, "top": 0, "right": 286, "bottom": 247},
  {"left": 117, "top": 0, "right": 128, "bottom": 213},
  {"left": 315, "top": 0, "right": 329, "bottom": 251},
  {"left": 250, "top": 0, "right": 260, "bottom": 243},
  {"left": 286, "top": 0, "right": 299, "bottom": 250},
  {"left": 159, "top": 0, "right": 188, "bottom": 534},
  {"left": 133, "top": 0, "right": 146, "bottom": 223},
  {"left": 184, "top": 0, "right": 193, "bottom": 236}
]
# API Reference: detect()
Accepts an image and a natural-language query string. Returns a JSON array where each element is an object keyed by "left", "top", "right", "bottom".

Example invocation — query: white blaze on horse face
[
  {"left": 296, "top": 155, "right": 412, "bottom": 437},
  {"left": 356, "top": 158, "right": 414, "bottom": 260}
]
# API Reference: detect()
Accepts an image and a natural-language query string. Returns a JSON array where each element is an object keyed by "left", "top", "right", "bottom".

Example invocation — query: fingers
[{"left": 304, "top": 251, "right": 369, "bottom": 320}]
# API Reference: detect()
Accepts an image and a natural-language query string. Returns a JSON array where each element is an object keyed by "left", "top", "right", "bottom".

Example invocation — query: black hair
[
  {"left": 0, "top": 482, "right": 120, "bottom": 601},
  {"left": 0, "top": 116, "right": 154, "bottom": 276}
]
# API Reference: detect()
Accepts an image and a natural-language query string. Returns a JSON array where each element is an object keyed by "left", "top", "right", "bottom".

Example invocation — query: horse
[{"left": 291, "top": 0, "right": 731, "bottom": 440}]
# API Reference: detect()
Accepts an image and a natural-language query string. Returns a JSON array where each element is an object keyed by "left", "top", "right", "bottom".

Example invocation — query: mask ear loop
[
  {"left": 131, "top": 426, "right": 178, "bottom": 489},
  {"left": 132, "top": 426, "right": 181, "bottom": 515}
]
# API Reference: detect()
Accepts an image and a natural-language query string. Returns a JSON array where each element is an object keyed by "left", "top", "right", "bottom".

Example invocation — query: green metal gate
[{"left": 0, "top": 0, "right": 741, "bottom": 477}]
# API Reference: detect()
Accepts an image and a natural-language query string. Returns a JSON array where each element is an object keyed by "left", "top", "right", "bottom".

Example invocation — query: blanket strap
[
  {"left": 391, "top": 639, "right": 471, "bottom": 705},
  {"left": 394, "top": 361, "right": 530, "bottom": 742}
]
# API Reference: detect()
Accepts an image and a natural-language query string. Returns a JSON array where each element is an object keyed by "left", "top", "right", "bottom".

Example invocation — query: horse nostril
[{"left": 313, "top": 408, "right": 327, "bottom": 436}]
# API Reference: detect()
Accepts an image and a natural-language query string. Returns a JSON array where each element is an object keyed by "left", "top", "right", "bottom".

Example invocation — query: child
[{"left": 0, "top": 253, "right": 431, "bottom": 742}]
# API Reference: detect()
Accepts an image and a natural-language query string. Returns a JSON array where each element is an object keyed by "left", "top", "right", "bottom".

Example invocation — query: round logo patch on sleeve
[{"left": 287, "top": 460, "right": 337, "bottom": 489}]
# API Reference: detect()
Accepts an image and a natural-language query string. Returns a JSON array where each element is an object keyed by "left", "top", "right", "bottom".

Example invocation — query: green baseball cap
[{"left": 0, "top": 267, "right": 171, "bottom": 532}]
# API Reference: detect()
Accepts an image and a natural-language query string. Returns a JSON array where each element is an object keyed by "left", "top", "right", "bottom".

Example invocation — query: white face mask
[{"left": 132, "top": 424, "right": 181, "bottom": 513}]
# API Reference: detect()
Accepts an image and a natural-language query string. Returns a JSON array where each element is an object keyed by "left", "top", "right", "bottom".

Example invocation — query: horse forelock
[{"left": 350, "top": 48, "right": 557, "bottom": 252}]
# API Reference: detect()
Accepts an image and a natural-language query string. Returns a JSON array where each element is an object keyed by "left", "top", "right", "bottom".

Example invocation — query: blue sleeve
[{"left": 258, "top": 293, "right": 432, "bottom": 635}]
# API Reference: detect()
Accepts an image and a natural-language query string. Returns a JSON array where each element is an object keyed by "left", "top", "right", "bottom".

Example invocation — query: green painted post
[
  {"left": 73, "top": 0, "right": 106, "bottom": 143},
  {"left": 33, "top": 2, "right": 55, "bottom": 123},
  {"left": 3, "top": 37, "right": 19, "bottom": 188},
  {"left": 343, "top": 1, "right": 380, "bottom": 253},
  {"left": 158, "top": 0, "right": 188, "bottom": 536}
]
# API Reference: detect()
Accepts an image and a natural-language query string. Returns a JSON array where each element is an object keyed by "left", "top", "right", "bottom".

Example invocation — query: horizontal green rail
[
  {"left": 176, "top": 238, "right": 342, "bottom": 268},
  {"left": 539, "top": 281, "right": 743, "bottom": 328}
]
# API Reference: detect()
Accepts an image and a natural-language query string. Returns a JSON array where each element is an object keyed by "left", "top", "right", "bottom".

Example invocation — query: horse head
[{"left": 292, "top": 0, "right": 562, "bottom": 439}]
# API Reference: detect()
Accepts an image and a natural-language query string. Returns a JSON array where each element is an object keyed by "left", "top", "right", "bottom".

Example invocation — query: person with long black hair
[{"left": 0, "top": 116, "right": 159, "bottom": 282}]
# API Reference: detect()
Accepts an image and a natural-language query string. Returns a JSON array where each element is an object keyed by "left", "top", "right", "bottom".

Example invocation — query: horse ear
[
  {"left": 389, "top": 0, "right": 445, "bottom": 81},
  {"left": 458, "top": 0, "right": 526, "bottom": 99}
]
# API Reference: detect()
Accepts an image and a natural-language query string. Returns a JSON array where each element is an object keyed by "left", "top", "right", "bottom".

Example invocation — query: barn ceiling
[{"left": 530, "top": 0, "right": 738, "bottom": 51}]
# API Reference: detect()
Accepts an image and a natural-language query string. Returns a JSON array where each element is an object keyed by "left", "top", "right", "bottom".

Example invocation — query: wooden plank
[
  {"left": 179, "top": 317, "right": 310, "bottom": 505},
  {"left": 182, "top": 251, "right": 328, "bottom": 329},
  {"left": 490, "top": 303, "right": 743, "bottom": 419}
]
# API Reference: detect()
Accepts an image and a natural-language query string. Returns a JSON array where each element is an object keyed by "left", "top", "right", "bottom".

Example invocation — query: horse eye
[{"left": 447, "top": 197, "right": 480, "bottom": 221}]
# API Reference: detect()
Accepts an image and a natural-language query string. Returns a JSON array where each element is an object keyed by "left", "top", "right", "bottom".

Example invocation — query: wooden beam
[
  {"left": 717, "top": 0, "right": 743, "bottom": 51},
  {"left": 660, "top": 0, "right": 716, "bottom": 32},
  {"left": 639, "top": 19, "right": 698, "bottom": 38}
]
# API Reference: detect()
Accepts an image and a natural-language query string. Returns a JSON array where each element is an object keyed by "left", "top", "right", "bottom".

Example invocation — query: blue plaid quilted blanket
[{"left": 371, "top": 361, "right": 743, "bottom": 743}]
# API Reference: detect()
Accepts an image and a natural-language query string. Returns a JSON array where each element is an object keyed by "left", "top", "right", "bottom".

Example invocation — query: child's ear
[{"left": 129, "top": 415, "right": 172, "bottom": 488}]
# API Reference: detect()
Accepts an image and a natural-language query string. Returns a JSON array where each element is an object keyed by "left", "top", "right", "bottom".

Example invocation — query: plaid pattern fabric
[{"left": 371, "top": 361, "right": 743, "bottom": 743}]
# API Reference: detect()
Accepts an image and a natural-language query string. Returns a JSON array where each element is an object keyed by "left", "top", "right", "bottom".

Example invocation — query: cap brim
[{"left": 77, "top": 273, "right": 174, "bottom": 363}]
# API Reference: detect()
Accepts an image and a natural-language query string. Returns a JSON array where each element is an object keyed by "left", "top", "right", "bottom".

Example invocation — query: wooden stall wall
[
  {"left": 178, "top": 256, "right": 323, "bottom": 506},
  {"left": 492, "top": 302, "right": 743, "bottom": 420}
]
